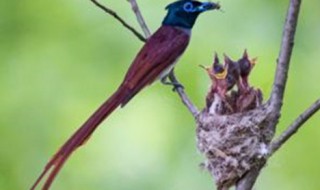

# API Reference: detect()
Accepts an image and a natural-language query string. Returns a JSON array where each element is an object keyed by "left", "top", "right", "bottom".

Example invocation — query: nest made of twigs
[{"left": 196, "top": 88, "right": 273, "bottom": 190}]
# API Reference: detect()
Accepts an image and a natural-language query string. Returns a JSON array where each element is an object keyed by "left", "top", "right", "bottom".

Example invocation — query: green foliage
[{"left": 0, "top": 0, "right": 319, "bottom": 189}]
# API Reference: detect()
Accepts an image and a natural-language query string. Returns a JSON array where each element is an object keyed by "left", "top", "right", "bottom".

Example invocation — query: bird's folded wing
[{"left": 122, "top": 26, "right": 190, "bottom": 91}]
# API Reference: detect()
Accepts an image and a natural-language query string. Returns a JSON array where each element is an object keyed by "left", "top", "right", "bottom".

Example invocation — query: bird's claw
[
  {"left": 161, "top": 72, "right": 184, "bottom": 91},
  {"left": 161, "top": 77, "right": 184, "bottom": 91},
  {"left": 171, "top": 82, "right": 184, "bottom": 91}
]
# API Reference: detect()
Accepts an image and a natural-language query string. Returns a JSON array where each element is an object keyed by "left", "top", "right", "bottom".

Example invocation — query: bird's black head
[
  {"left": 212, "top": 53, "right": 227, "bottom": 80},
  {"left": 238, "top": 50, "right": 257, "bottom": 77},
  {"left": 162, "top": 0, "right": 220, "bottom": 29}
]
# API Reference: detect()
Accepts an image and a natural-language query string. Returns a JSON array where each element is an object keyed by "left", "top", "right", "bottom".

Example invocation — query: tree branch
[
  {"left": 90, "top": 0, "right": 146, "bottom": 42},
  {"left": 269, "top": 99, "right": 320, "bottom": 154},
  {"left": 236, "top": 0, "right": 302, "bottom": 189},
  {"left": 235, "top": 161, "right": 266, "bottom": 190},
  {"left": 268, "top": 0, "right": 302, "bottom": 112},
  {"left": 127, "top": 0, "right": 151, "bottom": 38},
  {"left": 168, "top": 72, "right": 199, "bottom": 117}
]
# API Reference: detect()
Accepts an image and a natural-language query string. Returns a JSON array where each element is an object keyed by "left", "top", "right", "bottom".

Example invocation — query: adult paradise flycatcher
[{"left": 31, "top": 1, "right": 220, "bottom": 189}]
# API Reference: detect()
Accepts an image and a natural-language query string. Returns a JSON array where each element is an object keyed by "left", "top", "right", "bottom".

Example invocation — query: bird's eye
[{"left": 183, "top": 2, "right": 194, "bottom": 12}]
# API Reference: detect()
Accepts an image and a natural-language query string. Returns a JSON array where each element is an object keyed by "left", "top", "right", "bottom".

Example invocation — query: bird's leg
[
  {"left": 160, "top": 75, "right": 170, "bottom": 85},
  {"left": 168, "top": 70, "right": 184, "bottom": 90},
  {"left": 161, "top": 69, "right": 184, "bottom": 91}
]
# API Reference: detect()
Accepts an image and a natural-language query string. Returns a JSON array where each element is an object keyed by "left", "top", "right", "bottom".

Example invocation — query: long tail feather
[{"left": 31, "top": 86, "right": 129, "bottom": 190}]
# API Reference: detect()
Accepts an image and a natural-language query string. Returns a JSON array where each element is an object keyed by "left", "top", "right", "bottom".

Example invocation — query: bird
[
  {"left": 201, "top": 53, "right": 227, "bottom": 104},
  {"left": 201, "top": 53, "right": 236, "bottom": 113},
  {"left": 237, "top": 49, "right": 257, "bottom": 90},
  {"left": 223, "top": 54, "right": 243, "bottom": 92},
  {"left": 31, "top": 1, "right": 220, "bottom": 189}
]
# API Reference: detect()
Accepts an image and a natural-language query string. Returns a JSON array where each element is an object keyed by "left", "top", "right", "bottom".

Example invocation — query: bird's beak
[
  {"left": 196, "top": 2, "right": 221, "bottom": 12},
  {"left": 213, "top": 67, "right": 227, "bottom": 80}
]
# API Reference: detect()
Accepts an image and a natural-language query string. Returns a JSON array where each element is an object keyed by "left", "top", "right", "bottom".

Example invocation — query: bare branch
[
  {"left": 236, "top": 0, "right": 302, "bottom": 189},
  {"left": 90, "top": 0, "right": 146, "bottom": 42},
  {"left": 268, "top": 0, "right": 302, "bottom": 112},
  {"left": 235, "top": 161, "right": 266, "bottom": 190},
  {"left": 127, "top": 0, "right": 151, "bottom": 38},
  {"left": 168, "top": 72, "right": 199, "bottom": 118},
  {"left": 269, "top": 99, "right": 320, "bottom": 154}
]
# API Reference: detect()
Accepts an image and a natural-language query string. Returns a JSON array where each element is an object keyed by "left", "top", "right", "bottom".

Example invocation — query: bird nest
[{"left": 196, "top": 51, "right": 273, "bottom": 190}]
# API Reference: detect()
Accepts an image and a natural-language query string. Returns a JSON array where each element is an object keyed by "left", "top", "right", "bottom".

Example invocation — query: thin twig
[
  {"left": 90, "top": 0, "right": 146, "bottom": 42},
  {"left": 235, "top": 161, "right": 266, "bottom": 190},
  {"left": 269, "top": 99, "right": 320, "bottom": 154},
  {"left": 169, "top": 72, "right": 199, "bottom": 117},
  {"left": 236, "top": 0, "right": 302, "bottom": 189},
  {"left": 127, "top": 0, "right": 151, "bottom": 38},
  {"left": 268, "top": 0, "right": 302, "bottom": 112}
]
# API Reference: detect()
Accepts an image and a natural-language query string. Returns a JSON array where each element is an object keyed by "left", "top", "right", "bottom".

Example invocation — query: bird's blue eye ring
[{"left": 183, "top": 2, "right": 194, "bottom": 12}]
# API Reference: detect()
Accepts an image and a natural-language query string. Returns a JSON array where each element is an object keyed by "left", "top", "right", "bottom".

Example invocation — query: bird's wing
[{"left": 122, "top": 26, "right": 190, "bottom": 92}]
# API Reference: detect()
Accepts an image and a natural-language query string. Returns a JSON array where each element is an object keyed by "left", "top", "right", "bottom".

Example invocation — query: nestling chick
[
  {"left": 201, "top": 53, "right": 235, "bottom": 113},
  {"left": 223, "top": 54, "right": 243, "bottom": 92},
  {"left": 237, "top": 49, "right": 257, "bottom": 91}
]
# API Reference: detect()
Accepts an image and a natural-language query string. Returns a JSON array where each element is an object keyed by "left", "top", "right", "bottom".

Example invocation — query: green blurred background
[{"left": 1, "top": 0, "right": 319, "bottom": 189}]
